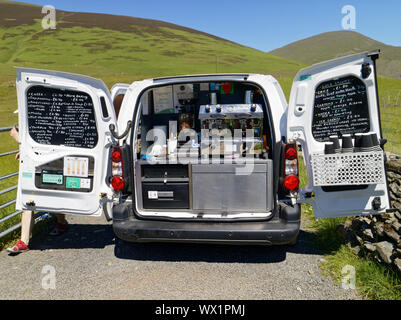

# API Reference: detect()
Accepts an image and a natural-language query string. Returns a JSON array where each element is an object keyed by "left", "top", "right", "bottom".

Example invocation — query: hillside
[
  {"left": 0, "top": 0, "right": 306, "bottom": 127},
  {"left": 270, "top": 31, "right": 401, "bottom": 80},
  {"left": 0, "top": 0, "right": 303, "bottom": 80}
]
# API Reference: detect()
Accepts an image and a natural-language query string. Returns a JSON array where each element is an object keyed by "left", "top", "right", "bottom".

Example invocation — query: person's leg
[
  {"left": 49, "top": 214, "right": 68, "bottom": 236},
  {"left": 55, "top": 213, "right": 66, "bottom": 225},
  {"left": 6, "top": 210, "right": 33, "bottom": 254},
  {"left": 20, "top": 210, "right": 35, "bottom": 245}
]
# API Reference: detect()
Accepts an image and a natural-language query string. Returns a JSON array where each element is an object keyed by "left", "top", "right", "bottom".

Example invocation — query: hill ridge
[{"left": 270, "top": 30, "right": 401, "bottom": 79}]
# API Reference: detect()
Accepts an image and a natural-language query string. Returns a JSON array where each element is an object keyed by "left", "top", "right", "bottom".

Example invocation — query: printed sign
[
  {"left": 42, "top": 174, "right": 63, "bottom": 185},
  {"left": 153, "top": 86, "right": 174, "bottom": 114},
  {"left": 148, "top": 191, "right": 158, "bottom": 199},
  {"left": 63, "top": 157, "right": 89, "bottom": 177},
  {"left": 66, "top": 177, "right": 81, "bottom": 189},
  {"left": 22, "top": 172, "right": 33, "bottom": 179},
  {"left": 80, "top": 178, "right": 91, "bottom": 189}
]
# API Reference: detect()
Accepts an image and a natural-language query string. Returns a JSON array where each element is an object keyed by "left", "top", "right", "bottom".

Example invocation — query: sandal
[
  {"left": 7, "top": 239, "right": 29, "bottom": 254},
  {"left": 49, "top": 222, "right": 68, "bottom": 236}
]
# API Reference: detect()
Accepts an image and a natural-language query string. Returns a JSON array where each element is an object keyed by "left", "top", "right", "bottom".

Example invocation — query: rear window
[
  {"left": 312, "top": 75, "right": 370, "bottom": 142},
  {"left": 26, "top": 85, "right": 98, "bottom": 149}
]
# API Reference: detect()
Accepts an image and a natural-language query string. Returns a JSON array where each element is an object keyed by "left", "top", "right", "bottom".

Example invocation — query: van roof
[{"left": 153, "top": 73, "right": 252, "bottom": 82}]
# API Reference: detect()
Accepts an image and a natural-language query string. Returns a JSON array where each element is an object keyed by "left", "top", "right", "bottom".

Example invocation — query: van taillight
[
  {"left": 111, "top": 146, "right": 125, "bottom": 191},
  {"left": 111, "top": 176, "right": 125, "bottom": 191},
  {"left": 283, "top": 143, "right": 299, "bottom": 191}
]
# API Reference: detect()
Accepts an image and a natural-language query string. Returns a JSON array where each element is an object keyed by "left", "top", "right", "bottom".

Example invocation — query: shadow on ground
[{"left": 26, "top": 221, "right": 322, "bottom": 264}]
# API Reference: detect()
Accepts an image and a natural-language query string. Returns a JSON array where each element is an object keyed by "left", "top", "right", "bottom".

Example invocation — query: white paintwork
[
  {"left": 110, "top": 83, "right": 129, "bottom": 103},
  {"left": 287, "top": 52, "right": 390, "bottom": 218},
  {"left": 15, "top": 68, "right": 117, "bottom": 216}
]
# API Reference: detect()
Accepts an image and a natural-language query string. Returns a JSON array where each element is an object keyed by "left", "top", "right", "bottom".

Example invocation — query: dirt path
[{"left": 0, "top": 215, "right": 360, "bottom": 300}]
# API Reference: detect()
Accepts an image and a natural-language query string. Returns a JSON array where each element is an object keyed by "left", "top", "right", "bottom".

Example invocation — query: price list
[{"left": 27, "top": 86, "right": 98, "bottom": 148}]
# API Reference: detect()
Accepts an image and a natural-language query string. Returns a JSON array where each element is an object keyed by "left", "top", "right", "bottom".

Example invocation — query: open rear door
[
  {"left": 15, "top": 68, "right": 117, "bottom": 216},
  {"left": 287, "top": 51, "right": 391, "bottom": 219}
]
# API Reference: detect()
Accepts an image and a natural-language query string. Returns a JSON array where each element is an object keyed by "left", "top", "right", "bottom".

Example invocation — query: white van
[{"left": 14, "top": 51, "right": 392, "bottom": 245}]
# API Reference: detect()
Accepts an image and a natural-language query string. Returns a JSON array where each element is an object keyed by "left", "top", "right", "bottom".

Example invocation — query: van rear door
[
  {"left": 287, "top": 51, "right": 391, "bottom": 219},
  {"left": 15, "top": 68, "right": 117, "bottom": 216}
]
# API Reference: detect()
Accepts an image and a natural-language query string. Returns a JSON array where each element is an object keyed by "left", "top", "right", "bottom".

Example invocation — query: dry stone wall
[{"left": 337, "top": 153, "right": 401, "bottom": 273}]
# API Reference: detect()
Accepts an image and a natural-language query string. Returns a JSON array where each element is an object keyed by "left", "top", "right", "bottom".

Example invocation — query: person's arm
[
  {"left": 10, "top": 126, "right": 19, "bottom": 143},
  {"left": 10, "top": 127, "right": 20, "bottom": 160}
]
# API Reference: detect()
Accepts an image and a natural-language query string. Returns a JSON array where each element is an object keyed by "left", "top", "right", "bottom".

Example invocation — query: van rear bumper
[{"left": 112, "top": 204, "right": 301, "bottom": 245}]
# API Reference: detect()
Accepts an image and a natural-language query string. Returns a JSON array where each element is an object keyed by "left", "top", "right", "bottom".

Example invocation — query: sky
[{"left": 23, "top": 0, "right": 401, "bottom": 52}]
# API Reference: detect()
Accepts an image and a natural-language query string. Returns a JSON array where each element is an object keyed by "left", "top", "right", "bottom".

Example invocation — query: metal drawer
[
  {"left": 142, "top": 182, "right": 189, "bottom": 209},
  {"left": 141, "top": 164, "right": 188, "bottom": 179}
]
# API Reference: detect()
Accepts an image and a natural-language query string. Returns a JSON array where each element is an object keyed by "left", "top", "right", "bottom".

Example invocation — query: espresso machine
[{"left": 198, "top": 101, "right": 264, "bottom": 158}]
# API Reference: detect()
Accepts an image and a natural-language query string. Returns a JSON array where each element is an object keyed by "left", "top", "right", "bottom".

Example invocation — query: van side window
[
  {"left": 311, "top": 75, "right": 370, "bottom": 142},
  {"left": 113, "top": 94, "right": 125, "bottom": 118},
  {"left": 26, "top": 85, "right": 98, "bottom": 149}
]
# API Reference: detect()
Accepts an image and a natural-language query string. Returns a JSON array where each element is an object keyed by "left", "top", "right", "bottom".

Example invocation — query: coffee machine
[{"left": 198, "top": 103, "right": 264, "bottom": 158}]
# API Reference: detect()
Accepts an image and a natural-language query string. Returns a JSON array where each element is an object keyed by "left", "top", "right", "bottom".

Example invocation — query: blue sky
[{"left": 23, "top": 0, "right": 401, "bottom": 51}]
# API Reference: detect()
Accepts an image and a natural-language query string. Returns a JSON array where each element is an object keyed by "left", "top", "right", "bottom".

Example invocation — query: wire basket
[{"left": 310, "top": 151, "right": 386, "bottom": 186}]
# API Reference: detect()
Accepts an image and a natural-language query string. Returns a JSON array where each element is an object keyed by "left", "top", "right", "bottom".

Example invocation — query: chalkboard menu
[
  {"left": 27, "top": 86, "right": 98, "bottom": 149},
  {"left": 312, "top": 76, "right": 370, "bottom": 142}
]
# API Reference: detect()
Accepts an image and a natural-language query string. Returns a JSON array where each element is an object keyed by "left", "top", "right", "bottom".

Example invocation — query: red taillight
[
  {"left": 283, "top": 175, "right": 299, "bottom": 191},
  {"left": 111, "top": 176, "right": 125, "bottom": 191},
  {"left": 285, "top": 147, "right": 297, "bottom": 160},
  {"left": 282, "top": 143, "right": 299, "bottom": 192},
  {"left": 112, "top": 149, "right": 122, "bottom": 162},
  {"left": 111, "top": 146, "right": 125, "bottom": 191}
]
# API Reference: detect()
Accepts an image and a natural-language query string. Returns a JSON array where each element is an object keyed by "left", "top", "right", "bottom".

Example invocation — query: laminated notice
[{"left": 63, "top": 157, "right": 89, "bottom": 177}]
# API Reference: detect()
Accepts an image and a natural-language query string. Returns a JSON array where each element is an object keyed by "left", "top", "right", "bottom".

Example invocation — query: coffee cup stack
[
  {"left": 323, "top": 132, "right": 381, "bottom": 155},
  {"left": 324, "top": 142, "right": 335, "bottom": 155},
  {"left": 341, "top": 134, "right": 354, "bottom": 153},
  {"left": 353, "top": 132, "right": 381, "bottom": 152},
  {"left": 329, "top": 135, "right": 341, "bottom": 154},
  {"left": 353, "top": 133, "right": 364, "bottom": 152},
  {"left": 369, "top": 133, "right": 382, "bottom": 151}
]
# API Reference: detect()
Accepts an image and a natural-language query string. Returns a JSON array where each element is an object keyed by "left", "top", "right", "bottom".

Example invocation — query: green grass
[
  {"left": 298, "top": 157, "right": 401, "bottom": 300},
  {"left": 319, "top": 246, "right": 401, "bottom": 300}
]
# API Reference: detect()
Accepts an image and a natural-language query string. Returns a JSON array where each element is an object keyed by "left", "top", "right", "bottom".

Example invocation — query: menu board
[
  {"left": 27, "top": 86, "right": 98, "bottom": 148},
  {"left": 312, "top": 76, "right": 370, "bottom": 142}
]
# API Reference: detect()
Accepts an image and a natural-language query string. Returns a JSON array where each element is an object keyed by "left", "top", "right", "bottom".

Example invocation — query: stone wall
[{"left": 338, "top": 153, "right": 401, "bottom": 273}]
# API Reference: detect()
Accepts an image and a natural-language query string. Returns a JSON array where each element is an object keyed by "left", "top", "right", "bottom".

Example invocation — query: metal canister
[
  {"left": 210, "top": 92, "right": 217, "bottom": 105},
  {"left": 245, "top": 90, "right": 253, "bottom": 104}
]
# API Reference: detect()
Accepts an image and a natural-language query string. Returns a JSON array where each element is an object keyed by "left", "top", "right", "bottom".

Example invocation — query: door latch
[
  {"left": 361, "top": 63, "right": 372, "bottom": 79},
  {"left": 26, "top": 200, "right": 35, "bottom": 207},
  {"left": 372, "top": 197, "right": 381, "bottom": 211}
]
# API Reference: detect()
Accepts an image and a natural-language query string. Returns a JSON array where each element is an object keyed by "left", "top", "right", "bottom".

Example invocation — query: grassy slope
[
  {"left": 270, "top": 30, "right": 401, "bottom": 80},
  {"left": 0, "top": 1, "right": 304, "bottom": 129}
]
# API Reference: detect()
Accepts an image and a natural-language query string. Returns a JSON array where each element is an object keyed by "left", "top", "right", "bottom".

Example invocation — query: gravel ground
[{"left": 0, "top": 215, "right": 361, "bottom": 300}]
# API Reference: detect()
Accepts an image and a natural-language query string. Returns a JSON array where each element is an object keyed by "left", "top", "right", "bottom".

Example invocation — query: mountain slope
[
  {"left": 270, "top": 31, "right": 401, "bottom": 79},
  {"left": 0, "top": 0, "right": 304, "bottom": 81},
  {"left": 0, "top": 0, "right": 305, "bottom": 127}
]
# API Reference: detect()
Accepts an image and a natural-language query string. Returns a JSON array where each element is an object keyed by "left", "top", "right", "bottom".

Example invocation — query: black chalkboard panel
[
  {"left": 312, "top": 76, "right": 370, "bottom": 142},
  {"left": 27, "top": 86, "right": 98, "bottom": 148}
]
